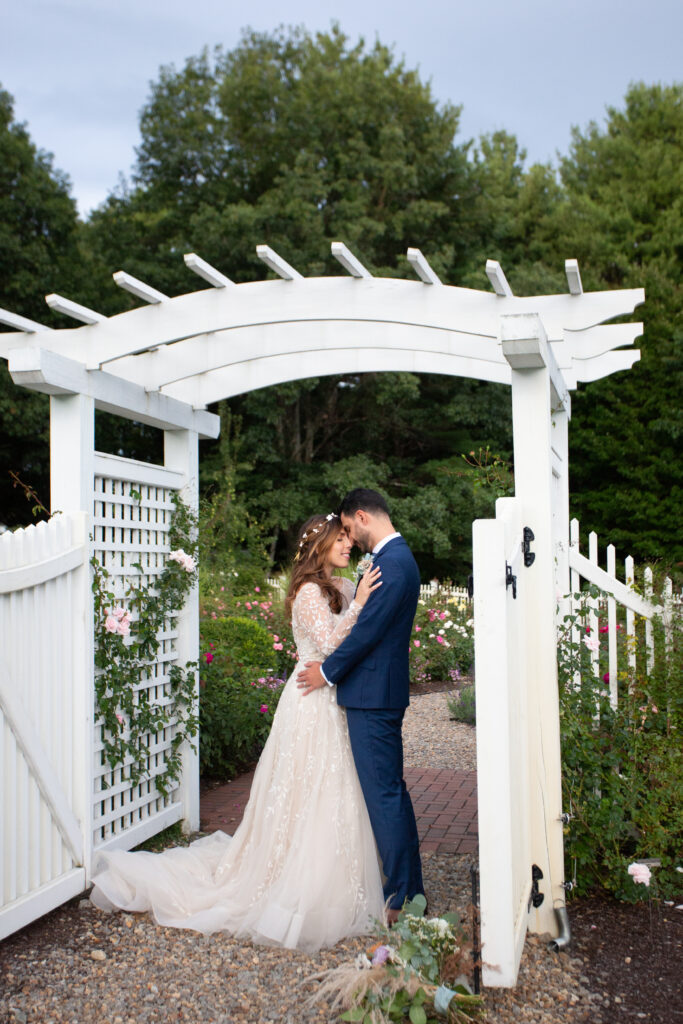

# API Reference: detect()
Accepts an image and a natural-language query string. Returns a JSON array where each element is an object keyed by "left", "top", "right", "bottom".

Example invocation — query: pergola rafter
[{"left": 0, "top": 242, "right": 643, "bottom": 422}]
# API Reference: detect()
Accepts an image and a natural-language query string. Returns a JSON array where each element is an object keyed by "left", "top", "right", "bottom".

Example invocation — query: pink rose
[
  {"left": 600, "top": 625, "right": 609, "bottom": 633},
  {"left": 603, "top": 672, "right": 609, "bottom": 683},
  {"left": 105, "top": 616, "right": 118, "bottom": 633},
  {"left": 117, "top": 617, "right": 131, "bottom": 637},
  {"left": 246, "top": 602, "right": 252, "bottom": 609},
  {"left": 439, "top": 611, "right": 447, "bottom": 620},
  {"left": 414, "top": 640, "right": 421, "bottom": 647},
  {"left": 168, "top": 549, "right": 196, "bottom": 572},
  {"left": 273, "top": 635, "right": 280, "bottom": 642},
  {"left": 627, "top": 862, "right": 651, "bottom": 886},
  {"left": 115, "top": 713, "right": 124, "bottom": 725},
  {"left": 273, "top": 642, "right": 283, "bottom": 650},
  {"left": 436, "top": 636, "right": 444, "bottom": 644},
  {"left": 415, "top": 625, "right": 422, "bottom": 632},
  {"left": 254, "top": 586, "right": 260, "bottom": 592},
  {"left": 112, "top": 605, "right": 127, "bottom": 621},
  {"left": 652, "top": 705, "right": 658, "bottom": 713},
  {"left": 205, "top": 652, "right": 214, "bottom": 664},
  {"left": 259, "top": 704, "right": 268, "bottom": 714},
  {"left": 583, "top": 634, "right": 600, "bottom": 653}
]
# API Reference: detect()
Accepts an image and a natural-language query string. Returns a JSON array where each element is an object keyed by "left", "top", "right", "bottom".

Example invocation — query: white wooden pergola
[{"left": 0, "top": 243, "right": 643, "bottom": 983}]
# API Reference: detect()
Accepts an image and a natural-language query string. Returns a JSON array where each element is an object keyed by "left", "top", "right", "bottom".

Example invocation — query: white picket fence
[
  {"left": 0, "top": 513, "right": 91, "bottom": 940},
  {"left": 566, "top": 518, "right": 678, "bottom": 708},
  {"left": 266, "top": 575, "right": 471, "bottom": 605}
]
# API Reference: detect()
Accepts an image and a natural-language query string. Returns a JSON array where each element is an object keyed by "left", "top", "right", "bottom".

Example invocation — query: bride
[{"left": 90, "top": 513, "right": 386, "bottom": 951}]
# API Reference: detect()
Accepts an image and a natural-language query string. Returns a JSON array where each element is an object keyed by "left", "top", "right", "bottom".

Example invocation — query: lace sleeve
[{"left": 293, "top": 583, "right": 362, "bottom": 657}]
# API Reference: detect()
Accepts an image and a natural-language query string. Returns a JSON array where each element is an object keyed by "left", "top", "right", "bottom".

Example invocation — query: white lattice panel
[{"left": 91, "top": 453, "right": 184, "bottom": 847}]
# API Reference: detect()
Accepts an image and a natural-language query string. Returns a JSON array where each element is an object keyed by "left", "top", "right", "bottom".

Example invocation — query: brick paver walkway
[{"left": 201, "top": 766, "right": 478, "bottom": 855}]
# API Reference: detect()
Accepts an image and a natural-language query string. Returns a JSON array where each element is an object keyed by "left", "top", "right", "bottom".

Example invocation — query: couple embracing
[{"left": 91, "top": 489, "right": 425, "bottom": 951}]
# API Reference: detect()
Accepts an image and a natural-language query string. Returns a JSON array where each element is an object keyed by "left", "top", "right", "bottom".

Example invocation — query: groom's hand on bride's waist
[{"left": 297, "top": 661, "right": 326, "bottom": 696}]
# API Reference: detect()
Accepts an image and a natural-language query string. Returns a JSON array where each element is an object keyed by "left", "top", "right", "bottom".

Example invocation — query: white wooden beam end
[
  {"left": 8, "top": 347, "right": 220, "bottom": 439},
  {"left": 331, "top": 242, "right": 372, "bottom": 279},
  {"left": 256, "top": 245, "right": 303, "bottom": 281},
  {"left": 486, "top": 260, "right": 513, "bottom": 297},
  {"left": 406, "top": 248, "right": 441, "bottom": 285},
  {"left": 184, "top": 253, "right": 234, "bottom": 288},
  {"left": 45, "top": 294, "right": 106, "bottom": 324},
  {"left": 565, "top": 259, "right": 583, "bottom": 296},
  {"left": 113, "top": 271, "right": 168, "bottom": 305},
  {"left": 0, "top": 307, "right": 53, "bottom": 333}
]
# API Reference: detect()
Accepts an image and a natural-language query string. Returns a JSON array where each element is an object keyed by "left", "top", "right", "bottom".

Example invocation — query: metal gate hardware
[
  {"left": 505, "top": 562, "right": 517, "bottom": 599},
  {"left": 523, "top": 526, "right": 535, "bottom": 567},
  {"left": 467, "top": 574, "right": 474, "bottom": 599},
  {"left": 529, "top": 864, "right": 545, "bottom": 909}
]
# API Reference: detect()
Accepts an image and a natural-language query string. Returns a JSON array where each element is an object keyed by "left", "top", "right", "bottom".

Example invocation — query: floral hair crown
[{"left": 294, "top": 513, "right": 339, "bottom": 560}]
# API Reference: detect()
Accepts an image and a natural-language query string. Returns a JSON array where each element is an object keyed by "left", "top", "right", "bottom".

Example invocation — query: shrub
[
  {"left": 410, "top": 592, "right": 473, "bottom": 685},
  {"left": 200, "top": 615, "right": 276, "bottom": 674},
  {"left": 558, "top": 587, "right": 682, "bottom": 902},
  {"left": 448, "top": 684, "right": 476, "bottom": 725}
]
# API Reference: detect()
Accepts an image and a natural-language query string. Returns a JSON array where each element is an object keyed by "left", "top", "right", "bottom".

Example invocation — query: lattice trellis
[{"left": 91, "top": 453, "right": 184, "bottom": 847}]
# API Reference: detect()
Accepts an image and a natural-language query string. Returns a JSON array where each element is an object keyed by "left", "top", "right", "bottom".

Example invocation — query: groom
[{"left": 297, "top": 488, "right": 424, "bottom": 920}]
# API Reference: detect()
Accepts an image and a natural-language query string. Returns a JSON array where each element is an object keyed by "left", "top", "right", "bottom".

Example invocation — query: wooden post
[
  {"left": 48, "top": 395, "right": 95, "bottom": 874},
  {"left": 164, "top": 429, "right": 200, "bottom": 833},
  {"left": 501, "top": 313, "right": 566, "bottom": 938}
]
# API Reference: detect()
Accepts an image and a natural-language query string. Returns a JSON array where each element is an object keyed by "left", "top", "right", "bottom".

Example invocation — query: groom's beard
[{"left": 354, "top": 529, "right": 373, "bottom": 554}]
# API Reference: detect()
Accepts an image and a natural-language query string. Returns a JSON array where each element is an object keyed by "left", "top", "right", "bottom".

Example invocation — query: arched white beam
[
  {"left": 0, "top": 279, "right": 645, "bottom": 370},
  {"left": 161, "top": 344, "right": 513, "bottom": 407},
  {"left": 107, "top": 319, "right": 507, "bottom": 392},
  {"left": 564, "top": 322, "right": 643, "bottom": 360},
  {"left": 573, "top": 349, "right": 641, "bottom": 382}
]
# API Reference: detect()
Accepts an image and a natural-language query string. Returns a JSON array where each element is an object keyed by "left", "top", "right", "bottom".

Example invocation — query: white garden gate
[{"left": 0, "top": 245, "right": 643, "bottom": 983}]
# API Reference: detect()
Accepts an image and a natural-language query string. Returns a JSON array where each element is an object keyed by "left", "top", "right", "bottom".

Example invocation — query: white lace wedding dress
[{"left": 90, "top": 578, "right": 385, "bottom": 951}]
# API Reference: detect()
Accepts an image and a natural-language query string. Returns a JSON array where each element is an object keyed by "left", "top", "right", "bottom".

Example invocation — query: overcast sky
[{"left": 2, "top": 0, "right": 681, "bottom": 217}]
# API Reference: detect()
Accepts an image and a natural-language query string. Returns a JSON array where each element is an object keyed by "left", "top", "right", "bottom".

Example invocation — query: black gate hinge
[{"left": 505, "top": 562, "right": 517, "bottom": 599}]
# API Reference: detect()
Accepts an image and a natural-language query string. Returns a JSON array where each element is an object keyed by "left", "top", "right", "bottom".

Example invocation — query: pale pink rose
[
  {"left": 652, "top": 705, "right": 658, "bottom": 713},
  {"left": 117, "top": 617, "right": 131, "bottom": 637},
  {"left": 254, "top": 586, "right": 260, "bottom": 592},
  {"left": 168, "top": 549, "right": 196, "bottom": 572},
  {"left": 415, "top": 625, "right": 422, "bottom": 632},
  {"left": 628, "top": 862, "right": 651, "bottom": 886},
  {"left": 105, "top": 615, "right": 118, "bottom": 633},
  {"left": 583, "top": 634, "right": 600, "bottom": 653},
  {"left": 273, "top": 642, "right": 283, "bottom": 651},
  {"left": 112, "top": 605, "right": 127, "bottom": 621},
  {"left": 414, "top": 640, "right": 421, "bottom": 647},
  {"left": 116, "top": 713, "right": 124, "bottom": 725}
]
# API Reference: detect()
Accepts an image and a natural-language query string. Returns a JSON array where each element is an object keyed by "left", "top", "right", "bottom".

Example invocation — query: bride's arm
[{"left": 294, "top": 583, "right": 362, "bottom": 657}]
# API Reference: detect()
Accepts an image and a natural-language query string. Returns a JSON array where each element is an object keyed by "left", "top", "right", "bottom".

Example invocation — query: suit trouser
[{"left": 345, "top": 706, "right": 424, "bottom": 910}]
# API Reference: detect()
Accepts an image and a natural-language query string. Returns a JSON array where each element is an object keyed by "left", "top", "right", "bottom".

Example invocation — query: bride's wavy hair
[{"left": 285, "top": 514, "right": 344, "bottom": 618}]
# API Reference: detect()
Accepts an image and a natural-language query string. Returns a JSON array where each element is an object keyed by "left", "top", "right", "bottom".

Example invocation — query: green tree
[
  {"left": 551, "top": 82, "right": 683, "bottom": 565},
  {"left": 0, "top": 87, "right": 86, "bottom": 525}
]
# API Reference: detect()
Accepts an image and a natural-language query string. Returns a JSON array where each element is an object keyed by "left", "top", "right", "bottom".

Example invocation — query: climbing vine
[{"left": 92, "top": 493, "right": 199, "bottom": 797}]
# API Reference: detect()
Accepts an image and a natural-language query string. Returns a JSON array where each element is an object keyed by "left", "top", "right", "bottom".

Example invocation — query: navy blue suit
[{"left": 322, "top": 536, "right": 424, "bottom": 909}]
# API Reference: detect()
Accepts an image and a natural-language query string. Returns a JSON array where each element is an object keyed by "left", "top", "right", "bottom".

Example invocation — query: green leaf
[
  {"left": 409, "top": 1004, "right": 427, "bottom": 1024},
  {"left": 340, "top": 1008, "right": 366, "bottom": 1022}
]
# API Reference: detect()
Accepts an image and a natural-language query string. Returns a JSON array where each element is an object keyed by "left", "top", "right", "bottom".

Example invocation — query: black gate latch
[
  {"left": 529, "top": 864, "right": 545, "bottom": 909},
  {"left": 523, "top": 526, "right": 535, "bottom": 567},
  {"left": 505, "top": 562, "right": 517, "bottom": 599}
]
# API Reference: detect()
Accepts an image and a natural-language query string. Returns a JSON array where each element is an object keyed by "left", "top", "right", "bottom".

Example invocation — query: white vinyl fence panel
[{"left": 0, "top": 513, "right": 90, "bottom": 940}]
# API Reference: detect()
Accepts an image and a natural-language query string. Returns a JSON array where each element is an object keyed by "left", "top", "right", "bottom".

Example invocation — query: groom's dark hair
[{"left": 338, "top": 488, "right": 391, "bottom": 519}]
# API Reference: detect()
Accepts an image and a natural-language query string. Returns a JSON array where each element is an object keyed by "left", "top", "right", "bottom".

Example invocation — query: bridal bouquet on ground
[{"left": 307, "top": 895, "right": 483, "bottom": 1023}]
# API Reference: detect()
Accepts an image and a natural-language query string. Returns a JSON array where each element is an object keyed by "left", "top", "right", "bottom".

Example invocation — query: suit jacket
[{"left": 322, "top": 536, "right": 420, "bottom": 709}]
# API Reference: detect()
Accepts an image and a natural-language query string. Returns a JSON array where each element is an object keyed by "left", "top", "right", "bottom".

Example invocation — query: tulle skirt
[{"left": 90, "top": 671, "right": 385, "bottom": 951}]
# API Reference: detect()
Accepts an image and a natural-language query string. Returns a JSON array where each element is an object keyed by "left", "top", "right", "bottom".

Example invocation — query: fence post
[
  {"left": 501, "top": 313, "right": 566, "bottom": 938},
  {"left": 164, "top": 429, "right": 200, "bottom": 833},
  {"left": 606, "top": 545, "right": 618, "bottom": 709},
  {"left": 625, "top": 555, "right": 637, "bottom": 686}
]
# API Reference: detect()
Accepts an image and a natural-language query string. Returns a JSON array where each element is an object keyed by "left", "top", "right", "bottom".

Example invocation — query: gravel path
[{"left": 0, "top": 690, "right": 601, "bottom": 1024}]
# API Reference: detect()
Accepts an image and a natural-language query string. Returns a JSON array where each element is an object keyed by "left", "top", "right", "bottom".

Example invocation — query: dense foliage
[
  {"left": 558, "top": 586, "right": 682, "bottom": 901},
  {"left": 1, "top": 33, "right": 680, "bottom": 579}
]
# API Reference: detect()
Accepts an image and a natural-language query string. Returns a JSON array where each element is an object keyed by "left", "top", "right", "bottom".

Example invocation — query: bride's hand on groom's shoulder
[{"left": 356, "top": 565, "right": 382, "bottom": 606}]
